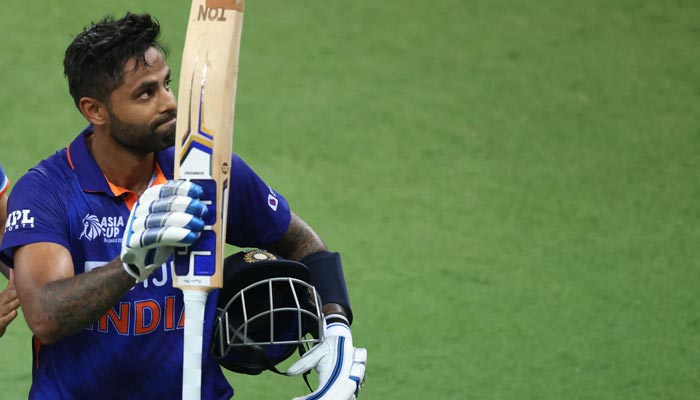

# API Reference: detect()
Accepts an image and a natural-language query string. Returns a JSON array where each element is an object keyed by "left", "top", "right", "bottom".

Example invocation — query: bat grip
[{"left": 182, "top": 289, "right": 209, "bottom": 400}]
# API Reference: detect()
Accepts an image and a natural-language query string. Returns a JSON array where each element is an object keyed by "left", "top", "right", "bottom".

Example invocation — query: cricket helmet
[{"left": 211, "top": 250, "right": 324, "bottom": 375}]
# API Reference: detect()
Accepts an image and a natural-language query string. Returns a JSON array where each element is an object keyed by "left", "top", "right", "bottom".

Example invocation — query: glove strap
[
  {"left": 324, "top": 313, "right": 350, "bottom": 327},
  {"left": 324, "top": 314, "right": 352, "bottom": 339}
]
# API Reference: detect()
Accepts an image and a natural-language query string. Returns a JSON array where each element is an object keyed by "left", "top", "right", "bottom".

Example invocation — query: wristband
[{"left": 301, "top": 251, "right": 354, "bottom": 325}]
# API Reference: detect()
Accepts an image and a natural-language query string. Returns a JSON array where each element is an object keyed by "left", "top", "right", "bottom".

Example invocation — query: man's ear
[{"left": 78, "top": 97, "right": 108, "bottom": 126}]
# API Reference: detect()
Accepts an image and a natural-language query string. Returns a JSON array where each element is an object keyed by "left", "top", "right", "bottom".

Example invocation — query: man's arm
[
  {"left": 14, "top": 181, "right": 208, "bottom": 345},
  {"left": 0, "top": 189, "right": 20, "bottom": 338},
  {"left": 265, "top": 211, "right": 350, "bottom": 319},
  {"left": 0, "top": 269, "right": 19, "bottom": 337},
  {"left": 13, "top": 243, "right": 134, "bottom": 344},
  {"left": 266, "top": 211, "right": 326, "bottom": 261},
  {"left": 269, "top": 212, "right": 366, "bottom": 399}
]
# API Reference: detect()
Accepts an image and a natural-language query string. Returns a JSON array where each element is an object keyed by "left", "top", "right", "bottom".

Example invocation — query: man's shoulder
[{"left": 12, "top": 149, "right": 71, "bottom": 195}]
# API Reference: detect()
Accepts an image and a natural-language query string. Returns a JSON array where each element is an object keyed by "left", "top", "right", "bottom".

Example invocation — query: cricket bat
[{"left": 172, "top": 1, "right": 244, "bottom": 399}]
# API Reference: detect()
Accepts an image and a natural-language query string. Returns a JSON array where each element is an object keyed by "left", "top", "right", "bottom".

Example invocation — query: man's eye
[{"left": 165, "top": 79, "right": 172, "bottom": 90}]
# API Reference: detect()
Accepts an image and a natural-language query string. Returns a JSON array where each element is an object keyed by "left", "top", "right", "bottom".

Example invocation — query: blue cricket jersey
[{"left": 0, "top": 126, "right": 291, "bottom": 399}]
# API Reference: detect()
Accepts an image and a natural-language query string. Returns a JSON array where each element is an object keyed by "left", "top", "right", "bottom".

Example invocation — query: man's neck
[{"left": 87, "top": 131, "right": 155, "bottom": 196}]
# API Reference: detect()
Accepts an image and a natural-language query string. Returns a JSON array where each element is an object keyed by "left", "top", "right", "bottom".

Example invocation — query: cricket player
[
  {"left": 0, "top": 163, "right": 20, "bottom": 338},
  {"left": 0, "top": 13, "right": 364, "bottom": 399}
]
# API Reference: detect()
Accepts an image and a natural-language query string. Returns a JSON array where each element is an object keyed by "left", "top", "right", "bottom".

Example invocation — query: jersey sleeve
[
  {"left": 226, "top": 154, "right": 291, "bottom": 248},
  {"left": 0, "top": 167, "right": 70, "bottom": 266},
  {"left": 0, "top": 163, "right": 9, "bottom": 197}
]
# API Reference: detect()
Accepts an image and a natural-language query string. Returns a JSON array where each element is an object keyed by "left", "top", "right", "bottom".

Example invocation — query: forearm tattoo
[
  {"left": 41, "top": 259, "right": 134, "bottom": 339},
  {"left": 266, "top": 212, "right": 327, "bottom": 261}
]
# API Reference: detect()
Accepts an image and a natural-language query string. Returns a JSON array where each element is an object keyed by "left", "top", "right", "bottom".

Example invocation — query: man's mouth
[{"left": 156, "top": 116, "right": 177, "bottom": 129}]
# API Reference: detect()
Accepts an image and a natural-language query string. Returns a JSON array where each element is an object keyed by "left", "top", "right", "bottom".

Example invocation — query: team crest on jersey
[{"left": 79, "top": 213, "right": 125, "bottom": 242}]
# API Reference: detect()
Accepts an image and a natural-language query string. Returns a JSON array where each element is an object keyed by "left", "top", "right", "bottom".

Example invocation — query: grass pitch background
[{"left": 1, "top": 0, "right": 700, "bottom": 398}]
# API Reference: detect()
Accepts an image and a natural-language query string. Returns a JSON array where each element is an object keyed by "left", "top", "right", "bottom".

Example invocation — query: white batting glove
[
  {"left": 287, "top": 317, "right": 367, "bottom": 400},
  {"left": 121, "top": 180, "right": 208, "bottom": 283}
]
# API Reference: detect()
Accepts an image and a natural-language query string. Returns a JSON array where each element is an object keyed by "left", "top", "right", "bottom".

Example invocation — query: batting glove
[
  {"left": 287, "top": 316, "right": 367, "bottom": 400},
  {"left": 121, "top": 180, "right": 208, "bottom": 283}
]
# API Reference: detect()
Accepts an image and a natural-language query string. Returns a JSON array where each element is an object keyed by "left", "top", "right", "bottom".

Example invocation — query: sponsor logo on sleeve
[
  {"left": 5, "top": 209, "right": 35, "bottom": 231},
  {"left": 267, "top": 186, "right": 279, "bottom": 212}
]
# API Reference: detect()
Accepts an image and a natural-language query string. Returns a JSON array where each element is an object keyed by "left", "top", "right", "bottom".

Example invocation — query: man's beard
[{"left": 108, "top": 109, "right": 176, "bottom": 154}]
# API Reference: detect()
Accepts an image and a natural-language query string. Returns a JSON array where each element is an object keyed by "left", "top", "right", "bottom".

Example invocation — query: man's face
[{"left": 105, "top": 47, "right": 177, "bottom": 153}]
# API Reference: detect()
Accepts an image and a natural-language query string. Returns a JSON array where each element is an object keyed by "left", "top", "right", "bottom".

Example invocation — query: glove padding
[
  {"left": 287, "top": 323, "right": 367, "bottom": 400},
  {"left": 121, "top": 180, "right": 208, "bottom": 283}
]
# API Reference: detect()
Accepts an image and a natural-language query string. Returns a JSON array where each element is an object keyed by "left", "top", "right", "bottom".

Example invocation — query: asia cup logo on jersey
[
  {"left": 79, "top": 215, "right": 101, "bottom": 240},
  {"left": 79, "top": 213, "right": 125, "bottom": 242}
]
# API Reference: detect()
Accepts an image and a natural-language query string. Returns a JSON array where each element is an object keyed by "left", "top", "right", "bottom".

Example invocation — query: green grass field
[{"left": 1, "top": 0, "right": 700, "bottom": 398}]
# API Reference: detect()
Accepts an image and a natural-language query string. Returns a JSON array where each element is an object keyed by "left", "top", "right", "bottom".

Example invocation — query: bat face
[
  {"left": 173, "top": 0, "right": 244, "bottom": 291},
  {"left": 174, "top": 3, "right": 244, "bottom": 398}
]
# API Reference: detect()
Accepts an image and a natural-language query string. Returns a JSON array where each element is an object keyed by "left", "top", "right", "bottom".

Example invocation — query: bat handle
[{"left": 182, "top": 289, "right": 209, "bottom": 400}]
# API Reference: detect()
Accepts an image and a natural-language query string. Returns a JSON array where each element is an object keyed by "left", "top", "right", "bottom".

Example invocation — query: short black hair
[{"left": 63, "top": 12, "right": 169, "bottom": 107}]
